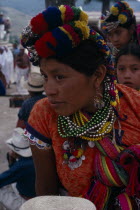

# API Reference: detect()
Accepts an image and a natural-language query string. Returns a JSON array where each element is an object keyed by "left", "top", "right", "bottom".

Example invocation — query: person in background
[
  {"left": 21, "top": 5, "right": 140, "bottom": 209},
  {"left": 116, "top": 43, "right": 140, "bottom": 90},
  {"left": 0, "top": 46, "right": 14, "bottom": 89},
  {"left": 12, "top": 42, "right": 20, "bottom": 59},
  {"left": 4, "top": 16, "right": 11, "bottom": 42},
  {"left": 0, "top": 64, "right": 6, "bottom": 96},
  {"left": 15, "top": 46, "right": 31, "bottom": 91},
  {"left": 100, "top": 1, "right": 138, "bottom": 59},
  {"left": 0, "top": 127, "right": 36, "bottom": 210},
  {"left": 3, "top": 46, "right": 14, "bottom": 88},
  {"left": 0, "top": 79, "right": 6, "bottom": 96},
  {"left": 16, "top": 71, "right": 46, "bottom": 129},
  {"left": 0, "top": 47, "right": 6, "bottom": 82},
  {"left": 0, "top": 11, "right": 4, "bottom": 25}
]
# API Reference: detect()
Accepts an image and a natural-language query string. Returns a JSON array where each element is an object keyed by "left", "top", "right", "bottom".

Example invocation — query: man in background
[{"left": 15, "top": 46, "right": 31, "bottom": 91}]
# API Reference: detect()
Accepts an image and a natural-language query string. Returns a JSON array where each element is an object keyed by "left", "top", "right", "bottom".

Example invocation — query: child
[
  {"left": 116, "top": 43, "right": 140, "bottom": 90},
  {"left": 101, "top": 1, "right": 138, "bottom": 58},
  {"left": 0, "top": 127, "right": 36, "bottom": 210}
]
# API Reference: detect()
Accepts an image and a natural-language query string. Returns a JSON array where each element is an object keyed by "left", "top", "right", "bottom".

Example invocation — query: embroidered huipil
[{"left": 25, "top": 84, "right": 140, "bottom": 208}]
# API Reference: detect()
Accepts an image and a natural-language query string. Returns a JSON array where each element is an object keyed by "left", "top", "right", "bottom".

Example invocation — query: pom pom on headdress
[
  {"left": 21, "top": 5, "right": 88, "bottom": 46},
  {"left": 21, "top": 5, "right": 89, "bottom": 65},
  {"left": 35, "top": 20, "right": 90, "bottom": 59},
  {"left": 101, "top": 1, "right": 134, "bottom": 34}
]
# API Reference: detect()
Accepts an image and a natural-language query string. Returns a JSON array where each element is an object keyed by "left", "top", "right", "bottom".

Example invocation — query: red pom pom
[
  {"left": 35, "top": 32, "right": 57, "bottom": 58},
  {"left": 30, "top": 13, "right": 48, "bottom": 35},
  {"left": 64, "top": 5, "right": 74, "bottom": 23}
]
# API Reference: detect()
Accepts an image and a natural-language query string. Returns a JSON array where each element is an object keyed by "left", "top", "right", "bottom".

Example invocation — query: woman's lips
[
  {"left": 49, "top": 101, "right": 64, "bottom": 108},
  {"left": 114, "top": 44, "right": 120, "bottom": 49}
]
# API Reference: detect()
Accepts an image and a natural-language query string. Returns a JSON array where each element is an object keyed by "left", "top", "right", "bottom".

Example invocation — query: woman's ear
[{"left": 93, "top": 64, "right": 107, "bottom": 88}]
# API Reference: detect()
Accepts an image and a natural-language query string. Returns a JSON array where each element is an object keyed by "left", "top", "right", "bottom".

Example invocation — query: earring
[{"left": 94, "top": 88, "right": 105, "bottom": 109}]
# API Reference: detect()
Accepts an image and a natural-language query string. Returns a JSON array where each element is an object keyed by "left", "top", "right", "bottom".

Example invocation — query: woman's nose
[
  {"left": 112, "top": 34, "right": 118, "bottom": 42},
  {"left": 44, "top": 81, "right": 58, "bottom": 96},
  {"left": 123, "top": 69, "right": 131, "bottom": 78}
]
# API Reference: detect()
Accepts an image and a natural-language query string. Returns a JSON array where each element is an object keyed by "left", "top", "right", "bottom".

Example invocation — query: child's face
[
  {"left": 107, "top": 27, "right": 132, "bottom": 49},
  {"left": 117, "top": 55, "right": 140, "bottom": 90}
]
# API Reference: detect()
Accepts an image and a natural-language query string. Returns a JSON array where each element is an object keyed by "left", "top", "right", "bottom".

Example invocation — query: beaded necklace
[{"left": 58, "top": 77, "right": 118, "bottom": 169}]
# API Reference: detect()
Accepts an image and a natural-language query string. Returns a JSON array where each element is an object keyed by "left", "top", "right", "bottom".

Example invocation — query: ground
[
  {"left": 0, "top": 83, "right": 28, "bottom": 173},
  {"left": 0, "top": 95, "right": 19, "bottom": 173}
]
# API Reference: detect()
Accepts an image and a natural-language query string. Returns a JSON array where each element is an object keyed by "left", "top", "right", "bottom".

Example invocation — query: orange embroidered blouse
[{"left": 25, "top": 84, "right": 140, "bottom": 197}]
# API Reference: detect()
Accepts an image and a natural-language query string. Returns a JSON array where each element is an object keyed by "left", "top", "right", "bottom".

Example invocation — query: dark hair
[
  {"left": 115, "top": 43, "right": 140, "bottom": 66},
  {"left": 49, "top": 39, "right": 106, "bottom": 77}
]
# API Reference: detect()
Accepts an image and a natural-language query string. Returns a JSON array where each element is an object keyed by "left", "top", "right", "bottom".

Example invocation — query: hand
[{"left": 6, "top": 151, "right": 17, "bottom": 167}]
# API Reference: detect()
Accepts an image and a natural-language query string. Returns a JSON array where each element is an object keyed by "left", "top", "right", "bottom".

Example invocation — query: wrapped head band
[{"left": 101, "top": 1, "right": 134, "bottom": 34}]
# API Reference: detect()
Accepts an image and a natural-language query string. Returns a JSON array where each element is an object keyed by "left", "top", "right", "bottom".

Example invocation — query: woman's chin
[{"left": 55, "top": 108, "right": 76, "bottom": 116}]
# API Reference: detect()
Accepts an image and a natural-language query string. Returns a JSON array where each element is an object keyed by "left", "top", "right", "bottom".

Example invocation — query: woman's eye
[
  {"left": 118, "top": 67, "right": 124, "bottom": 71},
  {"left": 55, "top": 75, "right": 64, "bottom": 80},
  {"left": 116, "top": 31, "right": 120, "bottom": 35},
  {"left": 133, "top": 68, "right": 139, "bottom": 71}
]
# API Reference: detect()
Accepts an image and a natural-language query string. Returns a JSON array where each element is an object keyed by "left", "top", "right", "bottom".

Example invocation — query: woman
[
  {"left": 21, "top": 5, "right": 140, "bottom": 210},
  {"left": 100, "top": 1, "right": 139, "bottom": 58},
  {"left": 116, "top": 43, "right": 140, "bottom": 90}
]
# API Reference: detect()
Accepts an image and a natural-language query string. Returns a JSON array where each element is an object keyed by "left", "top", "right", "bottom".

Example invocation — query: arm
[
  {"left": 31, "top": 145, "right": 59, "bottom": 196},
  {"left": 16, "top": 119, "right": 26, "bottom": 129}
]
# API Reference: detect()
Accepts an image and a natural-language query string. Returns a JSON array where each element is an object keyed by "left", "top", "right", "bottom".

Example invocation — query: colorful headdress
[
  {"left": 21, "top": 5, "right": 89, "bottom": 65},
  {"left": 101, "top": 1, "right": 134, "bottom": 34}
]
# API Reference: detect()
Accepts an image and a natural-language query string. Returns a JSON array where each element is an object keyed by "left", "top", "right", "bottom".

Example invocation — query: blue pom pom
[
  {"left": 42, "top": 7, "right": 62, "bottom": 31},
  {"left": 52, "top": 28, "right": 73, "bottom": 57}
]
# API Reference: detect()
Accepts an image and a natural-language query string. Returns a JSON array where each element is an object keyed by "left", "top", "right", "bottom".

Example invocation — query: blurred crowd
[{"left": 0, "top": 43, "right": 31, "bottom": 95}]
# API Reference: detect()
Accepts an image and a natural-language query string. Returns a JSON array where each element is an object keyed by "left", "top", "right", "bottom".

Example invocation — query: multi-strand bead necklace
[{"left": 58, "top": 77, "right": 117, "bottom": 169}]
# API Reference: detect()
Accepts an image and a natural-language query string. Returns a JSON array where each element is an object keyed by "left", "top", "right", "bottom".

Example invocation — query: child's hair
[{"left": 115, "top": 43, "right": 140, "bottom": 66}]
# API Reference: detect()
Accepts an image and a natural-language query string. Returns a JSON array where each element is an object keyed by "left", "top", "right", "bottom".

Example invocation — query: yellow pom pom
[
  {"left": 80, "top": 11, "right": 88, "bottom": 23},
  {"left": 118, "top": 14, "right": 127, "bottom": 24},
  {"left": 59, "top": 5, "right": 66, "bottom": 22},
  {"left": 75, "top": 21, "right": 90, "bottom": 40},
  {"left": 110, "top": 6, "right": 119, "bottom": 16},
  {"left": 114, "top": 80, "right": 117, "bottom": 84},
  {"left": 110, "top": 101, "right": 117, "bottom": 107}
]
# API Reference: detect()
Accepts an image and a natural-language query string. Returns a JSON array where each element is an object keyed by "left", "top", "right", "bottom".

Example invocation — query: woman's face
[
  {"left": 40, "top": 58, "right": 97, "bottom": 116},
  {"left": 107, "top": 26, "right": 132, "bottom": 49},
  {"left": 117, "top": 54, "right": 140, "bottom": 90}
]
